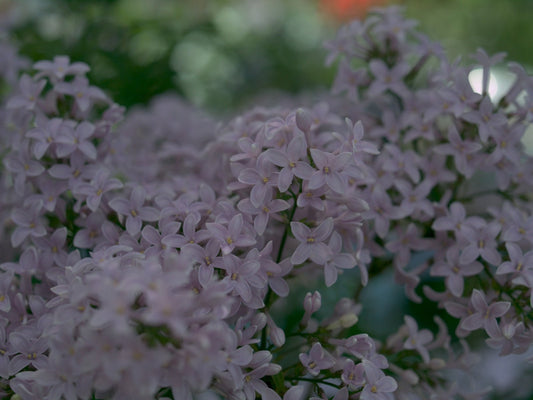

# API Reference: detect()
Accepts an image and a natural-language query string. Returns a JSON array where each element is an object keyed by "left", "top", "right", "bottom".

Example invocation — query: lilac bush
[{"left": 1, "top": 6, "right": 533, "bottom": 400}]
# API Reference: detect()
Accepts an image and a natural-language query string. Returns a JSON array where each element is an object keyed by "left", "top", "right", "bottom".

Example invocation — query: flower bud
[{"left": 296, "top": 108, "right": 313, "bottom": 133}]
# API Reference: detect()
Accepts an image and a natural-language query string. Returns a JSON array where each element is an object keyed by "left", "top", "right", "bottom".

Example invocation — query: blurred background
[{"left": 2, "top": 0, "right": 533, "bottom": 114}]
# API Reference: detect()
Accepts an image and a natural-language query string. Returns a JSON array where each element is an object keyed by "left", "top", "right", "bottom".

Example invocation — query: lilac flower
[
  {"left": 308, "top": 149, "right": 351, "bottom": 194},
  {"left": 6, "top": 74, "right": 46, "bottom": 110},
  {"left": 460, "top": 289, "right": 511, "bottom": 337},
  {"left": 290, "top": 218, "right": 334, "bottom": 265},
  {"left": 237, "top": 157, "right": 279, "bottom": 207},
  {"left": 32, "top": 227, "right": 68, "bottom": 268},
  {"left": 180, "top": 240, "right": 223, "bottom": 287},
  {"left": 433, "top": 124, "right": 483, "bottom": 177},
  {"left": 55, "top": 75, "right": 107, "bottom": 112},
  {"left": 27, "top": 176, "right": 68, "bottom": 212},
  {"left": 48, "top": 155, "right": 94, "bottom": 188},
  {"left": 263, "top": 134, "right": 314, "bottom": 192},
  {"left": 345, "top": 118, "right": 379, "bottom": 156},
  {"left": 360, "top": 360, "right": 398, "bottom": 400},
  {"left": 220, "top": 254, "right": 265, "bottom": 306},
  {"left": 3, "top": 147, "right": 45, "bottom": 195},
  {"left": 10, "top": 200, "right": 47, "bottom": 247},
  {"left": 109, "top": 186, "right": 160, "bottom": 236},
  {"left": 34, "top": 55, "right": 90, "bottom": 81},
  {"left": 341, "top": 359, "right": 365, "bottom": 387},
  {"left": 55, "top": 121, "right": 98, "bottom": 159},
  {"left": 141, "top": 220, "right": 180, "bottom": 258},
  {"left": 402, "top": 315, "right": 433, "bottom": 363},
  {"left": 8, "top": 332, "right": 48, "bottom": 375},
  {"left": 26, "top": 117, "right": 63, "bottom": 159},
  {"left": 323, "top": 231, "right": 356, "bottom": 287},
  {"left": 299, "top": 343, "right": 335, "bottom": 376},
  {"left": 461, "top": 97, "right": 507, "bottom": 143},
  {"left": 430, "top": 246, "right": 483, "bottom": 297},
  {"left": 206, "top": 213, "right": 256, "bottom": 255},
  {"left": 74, "top": 168, "right": 123, "bottom": 211},
  {"left": 459, "top": 220, "right": 501, "bottom": 265},
  {"left": 237, "top": 196, "right": 290, "bottom": 236},
  {"left": 367, "top": 59, "right": 410, "bottom": 97},
  {"left": 497, "top": 243, "right": 533, "bottom": 276}
]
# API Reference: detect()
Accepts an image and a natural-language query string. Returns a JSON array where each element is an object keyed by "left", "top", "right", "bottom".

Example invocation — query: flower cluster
[{"left": 0, "top": 6, "right": 532, "bottom": 400}]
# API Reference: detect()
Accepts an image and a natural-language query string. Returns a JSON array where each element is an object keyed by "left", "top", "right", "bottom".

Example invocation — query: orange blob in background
[{"left": 320, "top": 0, "right": 388, "bottom": 20}]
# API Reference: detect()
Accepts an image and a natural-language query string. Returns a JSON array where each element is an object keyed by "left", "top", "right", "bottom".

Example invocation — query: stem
[
  {"left": 287, "top": 377, "right": 341, "bottom": 389},
  {"left": 276, "top": 187, "right": 300, "bottom": 263}
]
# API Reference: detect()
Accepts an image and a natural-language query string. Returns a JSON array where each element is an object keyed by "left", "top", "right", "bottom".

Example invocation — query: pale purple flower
[
  {"left": 220, "top": 254, "right": 265, "bottom": 305},
  {"left": 237, "top": 196, "right": 290, "bottom": 235},
  {"left": 10, "top": 200, "right": 47, "bottom": 247},
  {"left": 48, "top": 154, "right": 94, "bottom": 188},
  {"left": 141, "top": 220, "right": 181, "bottom": 258},
  {"left": 323, "top": 231, "right": 356, "bottom": 287},
  {"left": 341, "top": 359, "right": 365, "bottom": 387},
  {"left": 461, "top": 97, "right": 507, "bottom": 143},
  {"left": 8, "top": 332, "right": 48, "bottom": 375},
  {"left": 34, "top": 55, "right": 90, "bottom": 81},
  {"left": 382, "top": 144, "right": 420, "bottom": 183},
  {"left": 308, "top": 149, "right": 351, "bottom": 194},
  {"left": 6, "top": 74, "right": 46, "bottom": 110},
  {"left": 237, "top": 157, "right": 279, "bottom": 208},
  {"left": 360, "top": 360, "right": 398, "bottom": 400},
  {"left": 345, "top": 118, "right": 379, "bottom": 156},
  {"left": 460, "top": 289, "right": 511, "bottom": 337},
  {"left": 290, "top": 218, "right": 334, "bottom": 265},
  {"left": 430, "top": 246, "right": 483, "bottom": 297},
  {"left": 367, "top": 59, "right": 409, "bottom": 97},
  {"left": 332, "top": 59, "right": 369, "bottom": 101},
  {"left": 180, "top": 240, "right": 223, "bottom": 287},
  {"left": 32, "top": 227, "right": 68, "bottom": 268},
  {"left": 54, "top": 75, "right": 107, "bottom": 112},
  {"left": 299, "top": 343, "right": 335, "bottom": 376},
  {"left": 497, "top": 243, "right": 533, "bottom": 276},
  {"left": 459, "top": 220, "right": 501, "bottom": 265},
  {"left": 433, "top": 124, "right": 482, "bottom": 177},
  {"left": 402, "top": 315, "right": 433, "bottom": 363},
  {"left": 74, "top": 168, "right": 123, "bottom": 211},
  {"left": 3, "top": 147, "right": 45, "bottom": 195},
  {"left": 73, "top": 211, "right": 105, "bottom": 248},
  {"left": 55, "top": 121, "right": 98, "bottom": 159},
  {"left": 108, "top": 186, "right": 160, "bottom": 236},
  {"left": 26, "top": 117, "right": 63, "bottom": 159},
  {"left": 206, "top": 213, "right": 256, "bottom": 255},
  {"left": 158, "top": 215, "right": 201, "bottom": 251},
  {"left": 263, "top": 134, "right": 314, "bottom": 192}
]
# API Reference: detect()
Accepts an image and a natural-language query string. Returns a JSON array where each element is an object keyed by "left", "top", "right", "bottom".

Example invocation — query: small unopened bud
[
  {"left": 428, "top": 358, "right": 446, "bottom": 369},
  {"left": 304, "top": 291, "right": 322, "bottom": 314},
  {"left": 403, "top": 369, "right": 419, "bottom": 385},
  {"left": 267, "top": 314, "right": 286, "bottom": 347},
  {"left": 252, "top": 312, "right": 267, "bottom": 330},
  {"left": 296, "top": 108, "right": 313, "bottom": 133},
  {"left": 327, "top": 313, "right": 358, "bottom": 330}
]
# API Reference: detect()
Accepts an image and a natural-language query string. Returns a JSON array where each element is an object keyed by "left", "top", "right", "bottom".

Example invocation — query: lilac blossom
[
  {"left": 206, "top": 213, "right": 256, "bottom": 255},
  {"left": 263, "top": 134, "right": 314, "bottom": 192},
  {"left": 108, "top": 186, "right": 160, "bottom": 236},
  {"left": 308, "top": 149, "right": 351, "bottom": 194},
  {"left": 290, "top": 218, "right": 334, "bottom": 265},
  {"left": 299, "top": 343, "right": 335, "bottom": 376},
  {"left": 33, "top": 55, "right": 90, "bottom": 81},
  {"left": 460, "top": 289, "right": 511, "bottom": 337}
]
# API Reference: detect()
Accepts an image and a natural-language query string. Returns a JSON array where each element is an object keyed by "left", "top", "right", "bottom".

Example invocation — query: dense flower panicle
[{"left": 0, "top": 6, "right": 533, "bottom": 400}]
